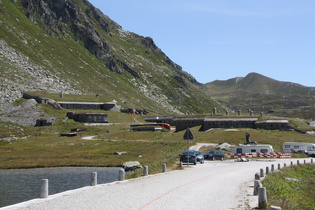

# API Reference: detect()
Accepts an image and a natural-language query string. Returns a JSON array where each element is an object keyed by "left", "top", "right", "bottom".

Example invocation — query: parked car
[
  {"left": 195, "top": 151, "right": 205, "bottom": 164},
  {"left": 180, "top": 150, "right": 198, "bottom": 165},
  {"left": 203, "top": 150, "right": 225, "bottom": 161}
]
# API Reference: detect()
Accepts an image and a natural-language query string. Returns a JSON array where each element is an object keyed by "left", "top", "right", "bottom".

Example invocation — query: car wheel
[
  {"left": 194, "top": 161, "right": 197, "bottom": 165},
  {"left": 201, "top": 159, "right": 204, "bottom": 164}
]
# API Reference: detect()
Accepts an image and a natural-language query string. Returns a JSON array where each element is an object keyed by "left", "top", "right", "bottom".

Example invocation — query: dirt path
[{"left": 189, "top": 143, "right": 217, "bottom": 151}]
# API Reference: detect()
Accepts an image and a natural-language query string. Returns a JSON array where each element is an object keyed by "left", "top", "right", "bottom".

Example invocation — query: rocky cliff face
[
  {"left": 23, "top": 0, "right": 129, "bottom": 74},
  {"left": 0, "top": 0, "right": 220, "bottom": 114},
  {"left": 0, "top": 39, "right": 81, "bottom": 106}
]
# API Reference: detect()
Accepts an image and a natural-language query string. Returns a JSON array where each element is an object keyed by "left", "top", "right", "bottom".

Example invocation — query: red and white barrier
[{"left": 227, "top": 152, "right": 291, "bottom": 158}]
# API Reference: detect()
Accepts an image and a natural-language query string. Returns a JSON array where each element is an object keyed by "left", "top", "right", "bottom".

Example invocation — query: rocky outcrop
[
  {"left": 0, "top": 99, "right": 56, "bottom": 126},
  {"left": 21, "top": 0, "right": 137, "bottom": 76},
  {"left": 122, "top": 161, "right": 142, "bottom": 172},
  {"left": 20, "top": 0, "right": 201, "bottom": 87},
  {"left": 0, "top": 40, "right": 80, "bottom": 109}
]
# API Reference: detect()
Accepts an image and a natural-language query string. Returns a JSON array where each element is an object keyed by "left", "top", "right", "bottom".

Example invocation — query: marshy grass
[{"left": 262, "top": 164, "right": 315, "bottom": 209}]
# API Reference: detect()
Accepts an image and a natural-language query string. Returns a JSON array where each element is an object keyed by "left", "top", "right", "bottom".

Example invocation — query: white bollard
[
  {"left": 118, "top": 168, "right": 125, "bottom": 181},
  {"left": 258, "top": 187, "right": 267, "bottom": 209},
  {"left": 162, "top": 163, "right": 166, "bottom": 173},
  {"left": 260, "top": 168, "right": 264, "bottom": 177},
  {"left": 143, "top": 165, "right": 148, "bottom": 176},
  {"left": 253, "top": 180, "right": 261, "bottom": 195},
  {"left": 40, "top": 179, "right": 49, "bottom": 198},
  {"left": 90, "top": 172, "right": 97, "bottom": 186}
]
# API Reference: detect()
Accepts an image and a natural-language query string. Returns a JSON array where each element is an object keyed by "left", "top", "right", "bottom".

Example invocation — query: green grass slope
[
  {"left": 0, "top": 0, "right": 222, "bottom": 115},
  {"left": 204, "top": 73, "right": 315, "bottom": 119}
]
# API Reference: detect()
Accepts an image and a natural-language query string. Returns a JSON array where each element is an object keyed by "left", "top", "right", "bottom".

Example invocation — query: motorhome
[
  {"left": 232, "top": 144, "right": 274, "bottom": 154},
  {"left": 283, "top": 142, "right": 315, "bottom": 157}
]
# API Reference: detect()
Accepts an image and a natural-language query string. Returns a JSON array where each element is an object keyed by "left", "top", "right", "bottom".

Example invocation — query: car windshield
[{"left": 183, "top": 151, "right": 195, "bottom": 155}]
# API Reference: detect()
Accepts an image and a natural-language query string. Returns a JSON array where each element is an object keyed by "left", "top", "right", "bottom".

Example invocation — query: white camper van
[
  {"left": 232, "top": 144, "right": 274, "bottom": 154},
  {"left": 283, "top": 142, "right": 315, "bottom": 157}
]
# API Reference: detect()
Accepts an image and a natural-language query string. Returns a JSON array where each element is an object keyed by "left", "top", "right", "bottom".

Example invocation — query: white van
[
  {"left": 232, "top": 144, "right": 274, "bottom": 154},
  {"left": 283, "top": 142, "right": 315, "bottom": 157}
]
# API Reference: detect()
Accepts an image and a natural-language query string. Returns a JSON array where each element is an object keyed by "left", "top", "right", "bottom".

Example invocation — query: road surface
[{"left": 2, "top": 158, "right": 311, "bottom": 210}]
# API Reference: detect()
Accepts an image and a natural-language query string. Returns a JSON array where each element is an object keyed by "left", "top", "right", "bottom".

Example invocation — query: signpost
[
  {"left": 183, "top": 128, "right": 194, "bottom": 166},
  {"left": 183, "top": 127, "right": 194, "bottom": 141}
]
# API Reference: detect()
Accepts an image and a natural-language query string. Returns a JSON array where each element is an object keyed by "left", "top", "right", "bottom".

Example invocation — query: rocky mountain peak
[{"left": 0, "top": 0, "right": 218, "bottom": 114}]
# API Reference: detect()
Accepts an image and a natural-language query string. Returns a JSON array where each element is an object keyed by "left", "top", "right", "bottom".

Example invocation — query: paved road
[{"left": 3, "top": 158, "right": 312, "bottom": 210}]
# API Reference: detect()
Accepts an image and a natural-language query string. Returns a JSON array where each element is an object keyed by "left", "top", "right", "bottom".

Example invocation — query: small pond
[{"left": 0, "top": 167, "right": 121, "bottom": 207}]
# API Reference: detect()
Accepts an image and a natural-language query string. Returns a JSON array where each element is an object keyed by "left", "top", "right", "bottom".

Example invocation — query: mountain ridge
[
  {"left": 206, "top": 72, "right": 315, "bottom": 96},
  {"left": 205, "top": 72, "right": 315, "bottom": 119}
]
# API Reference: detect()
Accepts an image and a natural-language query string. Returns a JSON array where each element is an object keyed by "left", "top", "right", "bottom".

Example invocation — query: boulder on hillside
[
  {"left": 122, "top": 161, "right": 142, "bottom": 172},
  {"left": 216, "top": 142, "right": 233, "bottom": 151}
]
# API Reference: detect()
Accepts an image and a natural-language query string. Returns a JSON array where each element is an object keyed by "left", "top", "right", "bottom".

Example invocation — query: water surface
[{"left": 0, "top": 167, "right": 120, "bottom": 207}]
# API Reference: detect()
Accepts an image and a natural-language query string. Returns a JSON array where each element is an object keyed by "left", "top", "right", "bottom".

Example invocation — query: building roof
[
  {"left": 57, "top": 101, "right": 115, "bottom": 105},
  {"left": 144, "top": 116, "right": 174, "bottom": 120},
  {"left": 73, "top": 112, "right": 108, "bottom": 116},
  {"left": 204, "top": 118, "right": 258, "bottom": 122},
  {"left": 58, "top": 101, "right": 103, "bottom": 105},
  {"left": 173, "top": 117, "right": 206, "bottom": 121},
  {"left": 255, "top": 120, "right": 289, "bottom": 124}
]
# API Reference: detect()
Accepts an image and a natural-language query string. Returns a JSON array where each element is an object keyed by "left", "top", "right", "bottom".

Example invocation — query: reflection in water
[{"left": 0, "top": 167, "right": 120, "bottom": 207}]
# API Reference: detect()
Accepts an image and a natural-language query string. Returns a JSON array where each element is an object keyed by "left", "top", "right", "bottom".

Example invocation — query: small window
[
  {"left": 294, "top": 146, "right": 299, "bottom": 149},
  {"left": 261, "top": 149, "right": 268, "bottom": 153},
  {"left": 251, "top": 149, "right": 256, "bottom": 152},
  {"left": 285, "top": 145, "right": 291, "bottom": 148},
  {"left": 308, "top": 146, "right": 315, "bottom": 151},
  {"left": 236, "top": 148, "right": 242, "bottom": 153}
]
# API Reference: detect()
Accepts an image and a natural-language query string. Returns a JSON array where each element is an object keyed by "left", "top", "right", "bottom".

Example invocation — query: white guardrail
[{"left": 227, "top": 152, "right": 292, "bottom": 158}]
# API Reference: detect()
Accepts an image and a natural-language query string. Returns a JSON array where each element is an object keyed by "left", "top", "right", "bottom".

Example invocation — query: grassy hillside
[
  {"left": 205, "top": 73, "right": 315, "bottom": 119},
  {"left": 0, "top": 0, "right": 222, "bottom": 115},
  {"left": 263, "top": 164, "right": 315, "bottom": 209},
  {"left": 1, "top": 98, "right": 315, "bottom": 170}
]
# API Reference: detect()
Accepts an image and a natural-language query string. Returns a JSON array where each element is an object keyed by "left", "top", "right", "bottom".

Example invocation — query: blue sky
[{"left": 89, "top": 0, "right": 315, "bottom": 87}]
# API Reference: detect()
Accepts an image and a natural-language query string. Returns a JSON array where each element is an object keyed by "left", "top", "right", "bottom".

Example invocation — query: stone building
[
  {"left": 173, "top": 117, "right": 205, "bottom": 132},
  {"left": 23, "top": 92, "right": 49, "bottom": 104},
  {"left": 35, "top": 119, "right": 53, "bottom": 127},
  {"left": 201, "top": 118, "right": 258, "bottom": 131},
  {"left": 67, "top": 112, "right": 108, "bottom": 123},
  {"left": 255, "top": 120, "right": 289, "bottom": 130},
  {"left": 58, "top": 101, "right": 118, "bottom": 111},
  {"left": 146, "top": 116, "right": 293, "bottom": 132},
  {"left": 144, "top": 116, "right": 174, "bottom": 125}
]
